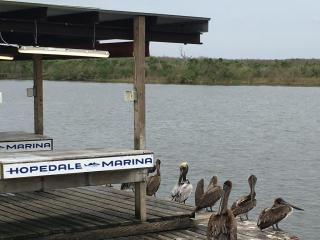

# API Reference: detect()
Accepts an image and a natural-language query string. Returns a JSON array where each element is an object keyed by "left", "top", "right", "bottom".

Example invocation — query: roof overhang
[{"left": 0, "top": 1, "right": 210, "bottom": 60}]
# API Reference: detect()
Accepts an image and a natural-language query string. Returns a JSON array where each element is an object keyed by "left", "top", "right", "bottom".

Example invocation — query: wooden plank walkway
[
  {"left": 107, "top": 212, "right": 300, "bottom": 240},
  {"left": 0, "top": 186, "right": 194, "bottom": 240},
  {"left": 0, "top": 187, "right": 299, "bottom": 240},
  {"left": 107, "top": 224, "right": 300, "bottom": 240}
]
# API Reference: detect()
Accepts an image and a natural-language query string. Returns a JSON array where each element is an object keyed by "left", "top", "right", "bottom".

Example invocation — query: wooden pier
[{"left": 0, "top": 186, "right": 298, "bottom": 240}]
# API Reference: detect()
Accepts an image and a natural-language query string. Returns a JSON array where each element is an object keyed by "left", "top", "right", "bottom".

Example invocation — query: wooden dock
[{"left": 0, "top": 186, "right": 298, "bottom": 240}]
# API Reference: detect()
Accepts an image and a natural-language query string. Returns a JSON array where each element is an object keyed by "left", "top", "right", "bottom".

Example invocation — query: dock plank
[
  {"left": 0, "top": 193, "right": 94, "bottom": 228},
  {"left": 73, "top": 187, "right": 189, "bottom": 219},
  {"left": 0, "top": 186, "right": 296, "bottom": 240}
]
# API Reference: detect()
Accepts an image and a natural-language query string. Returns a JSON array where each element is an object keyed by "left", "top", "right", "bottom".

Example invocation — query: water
[{"left": 0, "top": 80, "right": 319, "bottom": 239}]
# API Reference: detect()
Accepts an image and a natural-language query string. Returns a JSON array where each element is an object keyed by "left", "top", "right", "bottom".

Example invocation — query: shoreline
[{"left": 1, "top": 57, "right": 320, "bottom": 86}]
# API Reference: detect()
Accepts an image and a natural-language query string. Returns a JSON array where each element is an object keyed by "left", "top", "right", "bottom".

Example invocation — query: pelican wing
[
  {"left": 195, "top": 179, "right": 204, "bottom": 206},
  {"left": 146, "top": 175, "right": 161, "bottom": 196},
  {"left": 231, "top": 195, "right": 256, "bottom": 216},
  {"left": 177, "top": 182, "right": 193, "bottom": 203},
  {"left": 207, "top": 210, "right": 237, "bottom": 240},
  {"left": 197, "top": 186, "right": 222, "bottom": 211},
  {"left": 257, "top": 205, "right": 291, "bottom": 230},
  {"left": 170, "top": 184, "right": 180, "bottom": 199}
]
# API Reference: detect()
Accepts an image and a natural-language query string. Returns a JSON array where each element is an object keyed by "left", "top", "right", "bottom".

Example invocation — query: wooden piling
[
  {"left": 33, "top": 55, "right": 43, "bottom": 135},
  {"left": 133, "top": 15, "right": 147, "bottom": 222}
]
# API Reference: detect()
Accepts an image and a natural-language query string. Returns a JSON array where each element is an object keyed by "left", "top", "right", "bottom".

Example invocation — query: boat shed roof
[{"left": 0, "top": 0, "right": 210, "bottom": 60}]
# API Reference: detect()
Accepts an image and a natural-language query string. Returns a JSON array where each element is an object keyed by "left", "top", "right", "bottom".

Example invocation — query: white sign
[
  {"left": 0, "top": 140, "right": 53, "bottom": 153},
  {"left": 2, "top": 153, "right": 154, "bottom": 179},
  {"left": 0, "top": 92, "right": 2, "bottom": 104}
]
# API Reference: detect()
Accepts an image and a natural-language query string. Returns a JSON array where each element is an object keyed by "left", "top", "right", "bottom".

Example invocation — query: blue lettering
[
  {"left": 6, "top": 168, "right": 19, "bottom": 174},
  {"left": 17, "top": 144, "right": 24, "bottom": 149},
  {"left": 25, "top": 144, "right": 32, "bottom": 149},
  {"left": 20, "top": 167, "right": 28, "bottom": 173},
  {"left": 44, "top": 143, "right": 51, "bottom": 148},
  {"left": 40, "top": 165, "right": 47, "bottom": 172},
  {"left": 123, "top": 160, "right": 131, "bottom": 166},
  {"left": 58, "top": 164, "right": 67, "bottom": 170},
  {"left": 36, "top": 143, "right": 43, "bottom": 148},
  {"left": 67, "top": 164, "right": 74, "bottom": 170},
  {"left": 145, "top": 158, "right": 153, "bottom": 164},
  {"left": 75, "top": 163, "right": 82, "bottom": 169},
  {"left": 49, "top": 165, "right": 57, "bottom": 171},
  {"left": 6, "top": 145, "right": 16, "bottom": 150},
  {"left": 30, "top": 166, "right": 38, "bottom": 173},
  {"left": 115, "top": 160, "right": 122, "bottom": 166},
  {"left": 135, "top": 158, "right": 144, "bottom": 164},
  {"left": 102, "top": 161, "right": 113, "bottom": 167}
]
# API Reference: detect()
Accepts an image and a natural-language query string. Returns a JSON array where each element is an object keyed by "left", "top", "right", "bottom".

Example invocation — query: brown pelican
[
  {"left": 207, "top": 180, "right": 237, "bottom": 240},
  {"left": 171, "top": 162, "right": 193, "bottom": 204},
  {"left": 146, "top": 159, "right": 161, "bottom": 197},
  {"left": 194, "top": 176, "right": 223, "bottom": 212},
  {"left": 257, "top": 198, "right": 304, "bottom": 231},
  {"left": 121, "top": 159, "right": 160, "bottom": 192},
  {"left": 231, "top": 175, "right": 257, "bottom": 221}
]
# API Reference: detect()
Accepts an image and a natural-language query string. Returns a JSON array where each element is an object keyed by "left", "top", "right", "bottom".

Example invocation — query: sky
[{"left": 8, "top": 0, "right": 320, "bottom": 59}]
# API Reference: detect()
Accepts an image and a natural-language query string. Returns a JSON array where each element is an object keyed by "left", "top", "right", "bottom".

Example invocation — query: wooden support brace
[{"left": 33, "top": 55, "right": 43, "bottom": 135}]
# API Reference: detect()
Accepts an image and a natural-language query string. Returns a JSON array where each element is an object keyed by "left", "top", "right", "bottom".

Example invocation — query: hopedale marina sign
[{"left": 2, "top": 154, "right": 154, "bottom": 179}]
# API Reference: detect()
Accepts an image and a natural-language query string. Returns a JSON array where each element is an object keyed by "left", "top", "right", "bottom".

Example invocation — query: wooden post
[
  {"left": 133, "top": 16, "right": 147, "bottom": 222},
  {"left": 33, "top": 55, "right": 44, "bottom": 135}
]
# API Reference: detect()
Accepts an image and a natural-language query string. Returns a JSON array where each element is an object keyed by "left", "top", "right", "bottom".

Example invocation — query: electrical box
[
  {"left": 124, "top": 90, "right": 137, "bottom": 102},
  {"left": 27, "top": 88, "right": 34, "bottom": 97}
]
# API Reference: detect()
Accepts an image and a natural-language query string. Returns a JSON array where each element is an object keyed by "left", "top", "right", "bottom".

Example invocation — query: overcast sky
[{"left": 12, "top": 0, "right": 320, "bottom": 59}]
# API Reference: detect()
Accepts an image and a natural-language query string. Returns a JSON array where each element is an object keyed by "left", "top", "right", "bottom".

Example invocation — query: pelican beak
[
  {"left": 283, "top": 200, "right": 304, "bottom": 211},
  {"left": 250, "top": 177, "right": 255, "bottom": 200},
  {"left": 289, "top": 203, "right": 304, "bottom": 211}
]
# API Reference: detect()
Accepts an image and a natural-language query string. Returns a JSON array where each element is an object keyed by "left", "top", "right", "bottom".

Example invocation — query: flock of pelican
[{"left": 120, "top": 160, "right": 304, "bottom": 240}]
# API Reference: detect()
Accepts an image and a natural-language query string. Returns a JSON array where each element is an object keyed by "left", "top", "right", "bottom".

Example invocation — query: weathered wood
[
  {"left": 33, "top": 55, "right": 44, "bottom": 135},
  {"left": 133, "top": 16, "right": 146, "bottom": 151},
  {"left": 0, "top": 132, "right": 51, "bottom": 142},
  {"left": 40, "top": 217, "right": 192, "bottom": 240},
  {"left": 135, "top": 181, "right": 147, "bottom": 221},
  {"left": 0, "top": 187, "right": 194, "bottom": 240},
  {"left": 133, "top": 15, "right": 147, "bottom": 223}
]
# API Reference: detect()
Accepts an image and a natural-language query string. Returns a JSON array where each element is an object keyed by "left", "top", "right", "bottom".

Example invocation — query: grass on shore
[{"left": 1, "top": 57, "right": 320, "bottom": 86}]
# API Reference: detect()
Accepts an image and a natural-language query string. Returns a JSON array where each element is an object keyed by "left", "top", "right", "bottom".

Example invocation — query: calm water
[{"left": 0, "top": 80, "right": 319, "bottom": 239}]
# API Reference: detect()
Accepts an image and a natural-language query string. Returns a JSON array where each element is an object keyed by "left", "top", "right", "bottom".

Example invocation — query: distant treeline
[{"left": 1, "top": 57, "right": 320, "bottom": 86}]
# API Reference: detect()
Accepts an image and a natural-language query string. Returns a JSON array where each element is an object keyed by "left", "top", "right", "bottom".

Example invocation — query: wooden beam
[
  {"left": 133, "top": 16, "right": 147, "bottom": 222},
  {"left": 33, "top": 55, "right": 43, "bottom": 135}
]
